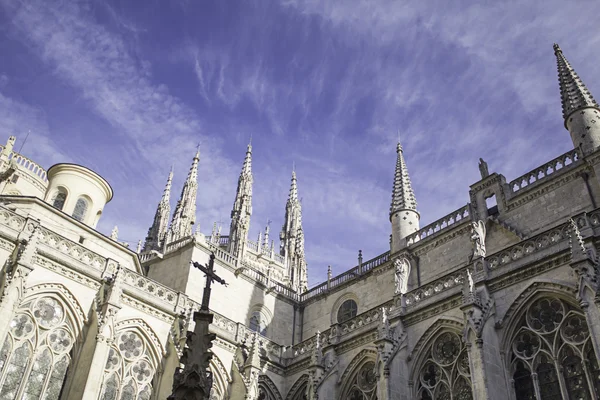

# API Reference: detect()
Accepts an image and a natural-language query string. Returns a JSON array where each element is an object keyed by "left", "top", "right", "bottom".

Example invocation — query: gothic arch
[
  {"left": 209, "top": 354, "right": 231, "bottom": 400},
  {"left": 499, "top": 282, "right": 600, "bottom": 399},
  {"left": 496, "top": 280, "right": 577, "bottom": 347},
  {"left": 258, "top": 374, "right": 283, "bottom": 400},
  {"left": 339, "top": 348, "right": 378, "bottom": 398},
  {"left": 22, "top": 283, "right": 86, "bottom": 335},
  {"left": 114, "top": 318, "right": 165, "bottom": 363},
  {"left": 409, "top": 318, "right": 471, "bottom": 400},
  {"left": 408, "top": 317, "right": 464, "bottom": 375},
  {"left": 285, "top": 374, "right": 308, "bottom": 400}
]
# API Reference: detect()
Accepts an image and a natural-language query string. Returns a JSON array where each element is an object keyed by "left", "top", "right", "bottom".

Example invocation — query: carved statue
[
  {"left": 466, "top": 268, "right": 474, "bottom": 293},
  {"left": 478, "top": 158, "right": 489, "bottom": 179},
  {"left": 110, "top": 226, "right": 119, "bottom": 241},
  {"left": 470, "top": 220, "right": 486, "bottom": 258},
  {"left": 394, "top": 258, "right": 410, "bottom": 295}
]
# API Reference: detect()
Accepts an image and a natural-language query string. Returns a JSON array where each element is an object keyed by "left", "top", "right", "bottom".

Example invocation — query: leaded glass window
[
  {"left": 416, "top": 331, "right": 473, "bottom": 400},
  {"left": 99, "top": 330, "right": 157, "bottom": 400},
  {"left": 0, "top": 296, "right": 75, "bottom": 400},
  {"left": 72, "top": 197, "right": 89, "bottom": 222},
  {"left": 342, "top": 361, "right": 377, "bottom": 400},
  {"left": 337, "top": 299, "right": 358, "bottom": 324},
  {"left": 51, "top": 188, "right": 67, "bottom": 211},
  {"left": 249, "top": 311, "right": 267, "bottom": 336},
  {"left": 508, "top": 296, "right": 600, "bottom": 400}
]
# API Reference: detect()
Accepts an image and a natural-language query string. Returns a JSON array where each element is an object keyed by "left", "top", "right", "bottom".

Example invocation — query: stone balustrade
[
  {"left": 38, "top": 225, "right": 106, "bottom": 270},
  {"left": 0, "top": 146, "right": 49, "bottom": 183},
  {"left": 301, "top": 251, "right": 390, "bottom": 302},
  {"left": 121, "top": 268, "right": 179, "bottom": 306},
  {"left": 406, "top": 204, "right": 471, "bottom": 246},
  {"left": 508, "top": 148, "right": 580, "bottom": 194}
]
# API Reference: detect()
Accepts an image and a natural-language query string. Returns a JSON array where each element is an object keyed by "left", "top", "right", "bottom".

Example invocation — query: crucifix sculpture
[{"left": 169, "top": 253, "right": 228, "bottom": 400}]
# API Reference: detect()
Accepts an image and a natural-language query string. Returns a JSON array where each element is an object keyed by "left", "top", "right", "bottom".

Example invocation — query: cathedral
[{"left": 0, "top": 43, "right": 598, "bottom": 400}]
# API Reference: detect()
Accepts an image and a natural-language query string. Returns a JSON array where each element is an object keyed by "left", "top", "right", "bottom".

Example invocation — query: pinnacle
[
  {"left": 390, "top": 141, "right": 417, "bottom": 216},
  {"left": 162, "top": 169, "right": 173, "bottom": 202},
  {"left": 242, "top": 143, "right": 252, "bottom": 175},
  {"left": 288, "top": 170, "right": 298, "bottom": 201},
  {"left": 554, "top": 44, "right": 599, "bottom": 121}
]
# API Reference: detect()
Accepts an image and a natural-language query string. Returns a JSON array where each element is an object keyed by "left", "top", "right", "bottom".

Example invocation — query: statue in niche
[
  {"left": 479, "top": 158, "right": 489, "bottom": 179},
  {"left": 394, "top": 258, "right": 410, "bottom": 295},
  {"left": 470, "top": 220, "right": 487, "bottom": 258}
]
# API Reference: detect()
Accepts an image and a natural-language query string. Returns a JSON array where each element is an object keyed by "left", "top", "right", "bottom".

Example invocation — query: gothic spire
[
  {"left": 390, "top": 142, "right": 417, "bottom": 217},
  {"left": 228, "top": 143, "right": 253, "bottom": 259},
  {"left": 280, "top": 169, "right": 307, "bottom": 292},
  {"left": 554, "top": 44, "right": 599, "bottom": 121},
  {"left": 143, "top": 168, "right": 173, "bottom": 251},
  {"left": 168, "top": 149, "right": 200, "bottom": 242}
]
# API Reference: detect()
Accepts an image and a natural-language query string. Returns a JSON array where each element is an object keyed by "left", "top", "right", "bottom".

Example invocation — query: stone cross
[{"left": 192, "top": 253, "right": 227, "bottom": 311}]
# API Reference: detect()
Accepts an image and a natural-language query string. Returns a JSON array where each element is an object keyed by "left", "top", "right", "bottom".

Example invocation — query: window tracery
[
  {"left": 508, "top": 296, "right": 599, "bottom": 400},
  {"left": 337, "top": 299, "right": 358, "bottom": 324},
  {"left": 51, "top": 188, "right": 67, "bottom": 211},
  {"left": 72, "top": 197, "right": 89, "bottom": 222},
  {"left": 100, "top": 330, "right": 157, "bottom": 400},
  {"left": 415, "top": 331, "right": 473, "bottom": 400},
  {"left": 0, "top": 296, "right": 75, "bottom": 400},
  {"left": 343, "top": 361, "right": 377, "bottom": 400}
]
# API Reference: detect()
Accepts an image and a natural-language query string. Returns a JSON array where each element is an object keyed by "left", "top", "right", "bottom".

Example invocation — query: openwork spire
[
  {"left": 554, "top": 43, "right": 599, "bottom": 120},
  {"left": 143, "top": 169, "right": 173, "bottom": 251},
  {"left": 390, "top": 142, "right": 417, "bottom": 216},
  {"left": 168, "top": 150, "right": 200, "bottom": 242},
  {"left": 228, "top": 143, "right": 253, "bottom": 259},
  {"left": 280, "top": 169, "right": 307, "bottom": 292}
]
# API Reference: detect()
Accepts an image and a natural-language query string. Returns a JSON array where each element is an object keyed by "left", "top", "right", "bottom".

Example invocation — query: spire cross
[{"left": 192, "top": 253, "right": 227, "bottom": 311}]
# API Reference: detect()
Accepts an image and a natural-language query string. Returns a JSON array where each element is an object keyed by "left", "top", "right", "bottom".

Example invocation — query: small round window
[{"left": 337, "top": 299, "right": 358, "bottom": 324}]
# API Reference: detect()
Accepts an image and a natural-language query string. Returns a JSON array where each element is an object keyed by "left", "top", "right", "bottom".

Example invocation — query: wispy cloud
[{"left": 1, "top": 0, "right": 599, "bottom": 285}]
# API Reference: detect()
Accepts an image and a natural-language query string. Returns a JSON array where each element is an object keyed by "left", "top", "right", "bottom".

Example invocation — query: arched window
[
  {"left": 249, "top": 311, "right": 267, "bottom": 336},
  {"left": 344, "top": 361, "right": 377, "bottom": 400},
  {"left": 507, "top": 296, "right": 599, "bottom": 399},
  {"left": 415, "top": 331, "right": 473, "bottom": 400},
  {"left": 0, "top": 296, "right": 76, "bottom": 399},
  {"left": 337, "top": 299, "right": 358, "bottom": 324},
  {"left": 72, "top": 197, "right": 89, "bottom": 222},
  {"left": 51, "top": 188, "right": 67, "bottom": 211},
  {"left": 99, "top": 330, "right": 157, "bottom": 400}
]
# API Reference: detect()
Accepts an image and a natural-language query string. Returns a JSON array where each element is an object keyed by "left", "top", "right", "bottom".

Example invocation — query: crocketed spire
[
  {"left": 390, "top": 142, "right": 417, "bottom": 217},
  {"left": 554, "top": 43, "right": 599, "bottom": 121},
  {"left": 168, "top": 149, "right": 200, "bottom": 242},
  {"left": 280, "top": 169, "right": 307, "bottom": 292},
  {"left": 143, "top": 168, "right": 173, "bottom": 251},
  {"left": 228, "top": 143, "right": 253, "bottom": 259}
]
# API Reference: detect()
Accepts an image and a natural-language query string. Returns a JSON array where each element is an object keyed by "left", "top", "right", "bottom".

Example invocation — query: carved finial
[
  {"left": 136, "top": 240, "right": 142, "bottom": 253},
  {"left": 327, "top": 265, "right": 332, "bottom": 279},
  {"left": 110, "top": 226, "right": 118, "bottom": 241}
]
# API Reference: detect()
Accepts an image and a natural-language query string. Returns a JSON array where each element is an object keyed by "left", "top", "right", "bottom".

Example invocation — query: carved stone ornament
[
  {"left": 470, "top": 220, "right": 486, "bottom": 258},
  {"left": 394, "top": 258, "right": 410, "bottom": 295}
]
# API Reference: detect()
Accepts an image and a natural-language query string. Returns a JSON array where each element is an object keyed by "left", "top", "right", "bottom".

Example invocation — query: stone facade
[{"left": 0, "top": 44, "right": 598, "bottom": 400}]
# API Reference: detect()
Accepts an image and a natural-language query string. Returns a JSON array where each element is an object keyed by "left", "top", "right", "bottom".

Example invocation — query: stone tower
[
  {"left": 168, "top": 149, "right": 199, "bottom": 243},
  {"left": 554, "top": 43, "right": 600, "bottom": 155},
  {"left": 390, "top": 141, "right": 419, "bottom": 253},
  {"left": 228, "top": 143, "right": 253, "bottom": 261},
  {"left": 280, "top": 170, "right": 307, "bottom": 292},
  {"left": 143, "top": 168, "right": 173, "bottom": 252}
]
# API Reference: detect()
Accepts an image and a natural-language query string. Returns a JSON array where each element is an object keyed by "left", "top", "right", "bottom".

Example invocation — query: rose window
[
  {"left": 9, "top": 314, "right": 34, "bottom": 338},
  {"left": 432, "top": 332, "right": 460, "bottom": 365},
  {"left": 132, "top": 359, "right": 153, "bottom": 382},
  {"left": 48, "top": 328, "right": 72, "bottom": 353},
  {"left": 33, "top": 297, "right": 64, "bottom": 328},
  {"left": 118, "top": 332, "right": 143, "bottom": 359},
  {"left": 342, "top": 361, "right": 377, "bottom": 399},
  {"left": 526, "top": 298, "right": 563, "bottom": 333}
]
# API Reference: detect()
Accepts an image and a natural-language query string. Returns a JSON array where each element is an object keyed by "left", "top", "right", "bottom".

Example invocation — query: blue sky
[{"left": 1, "top": 0, "right": 599, "bottom": 287}]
